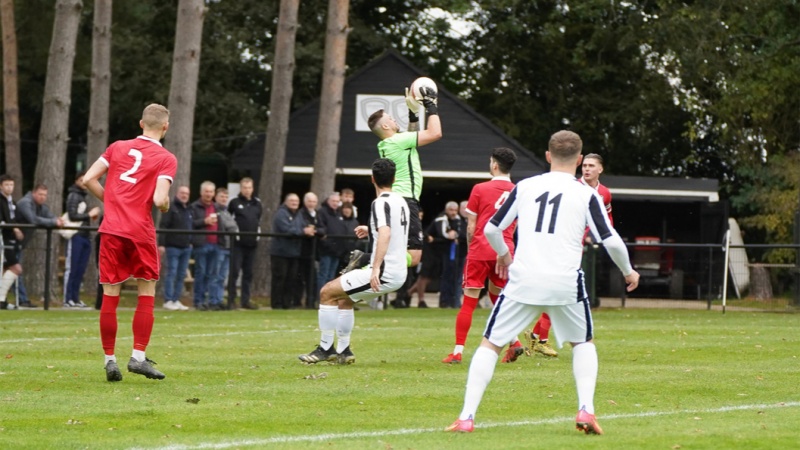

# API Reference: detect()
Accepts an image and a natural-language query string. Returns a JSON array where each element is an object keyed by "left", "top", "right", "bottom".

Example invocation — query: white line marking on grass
[
  {"left": 136, "top": 401, "right": 800, "bottom": 450},
  {"left": 0, "top": 327, "right": 408, "bottom": 344}
]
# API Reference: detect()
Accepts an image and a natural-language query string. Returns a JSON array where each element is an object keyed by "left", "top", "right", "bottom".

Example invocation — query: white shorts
[
  {"left": 483, "top": 295, "right": 594, "bottom": 348},
  {"left": 338, "top": 266, "right": 405, "bottom": 302}
]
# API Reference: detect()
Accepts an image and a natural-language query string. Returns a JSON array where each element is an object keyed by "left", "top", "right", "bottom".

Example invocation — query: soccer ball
[{"left": 410, "top": 77, "right": 437, "bottom": 102}]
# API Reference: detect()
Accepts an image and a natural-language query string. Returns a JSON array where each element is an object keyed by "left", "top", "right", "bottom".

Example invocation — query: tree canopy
[{"left": 3, "top": 0, "right": 799, "bottom": 243}]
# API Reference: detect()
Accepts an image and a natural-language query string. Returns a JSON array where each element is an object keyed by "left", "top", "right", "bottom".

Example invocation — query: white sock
[
  {"left": 459, "top": 346, "right": 499, "bottom": 421},
  {"left": 573, "top": 342, "right": 598, "bottom": 414},
  {"left": 132, "top": 349, "right": 146, "bottom": 362},
  {"left": 318, "top": 305, "right": 338, "bottom": 351},
  {"left": 0, "top": 270, "right": 18, "bottom": 302},
  {"left": 104, "top": 355, "right": 116, "bottom": 365},
  {"left": 453, "top": 345, "right": 464, "bottom": 355},
  {"left": 336, "top": 308, "right": 355, "bottom": 353}
]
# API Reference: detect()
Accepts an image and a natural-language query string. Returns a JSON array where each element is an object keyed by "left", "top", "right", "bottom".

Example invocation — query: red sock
[
  {"left": 534, "top": 313, "right": 552, "bottom": 341},
  {"left": 132, "top": 295, "right": 155, "bottom": 352},
  {"left": 455, "top": 295, "right": 479, "bottom": 346},
  {"left": 489, "top": 292, "right": 499, "bottom": 305},
  {"left": 99, "top": 294, "right": 120, "bottom": 356}
]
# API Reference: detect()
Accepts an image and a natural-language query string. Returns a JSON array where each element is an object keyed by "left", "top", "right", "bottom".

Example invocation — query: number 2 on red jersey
[{"left": 119, "top": 149, "right": 143, "bottom": 184}]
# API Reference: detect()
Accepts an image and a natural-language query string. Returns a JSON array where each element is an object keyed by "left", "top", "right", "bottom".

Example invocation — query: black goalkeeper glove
[{"left": 420, "top": 86, "right": 438, "bottom": 116}]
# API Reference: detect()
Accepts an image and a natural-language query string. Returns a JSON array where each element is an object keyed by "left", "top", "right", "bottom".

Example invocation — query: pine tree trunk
[
  {"left": 82, "top": 0, "right": 112, "bottom": 302},
  {"left": 749, "top": 265, "right": 773, "bottom": 300},
  {"left": 164, "top": 0, "right": 206, "bottom": 191},
  {"left": 1, "top": 0, "right": 22, "bottom": 198},
  {"left": 253, "top": 0, "right": 300, "bottom": 297},
  {"left": 29, "top": 0, "right": 82, "bottom": 306},
  {"left": 309, "top": 0, "right": 349, "bottom": 198}
]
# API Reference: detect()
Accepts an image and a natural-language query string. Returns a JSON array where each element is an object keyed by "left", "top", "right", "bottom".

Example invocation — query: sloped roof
[
  {"left": 232, "top": 49, "right": 720, "bottom": 204},
  {"left": 233, "top": 49, "right": 548, "bottom": 178}
]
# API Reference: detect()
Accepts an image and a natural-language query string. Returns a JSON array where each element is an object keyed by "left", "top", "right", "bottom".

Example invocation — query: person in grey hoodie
[
  {"left": 210, "top": 188, "right": 238, "bottom": 309},
  {"left": 64, "top": 171, "right": 101, "bottom": 308}
]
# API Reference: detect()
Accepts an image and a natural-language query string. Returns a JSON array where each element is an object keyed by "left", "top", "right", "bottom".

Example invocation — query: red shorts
[
  {"left": 462, "top": 258, "right": 508, "bottom": 290},
  {"left": 99, "top": 233, "right": 160, "bottom": 285}
]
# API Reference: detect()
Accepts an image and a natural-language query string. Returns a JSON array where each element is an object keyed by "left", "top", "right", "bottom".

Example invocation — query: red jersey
[
  {"left": 465, "top": 176, "right": 516, "bottom": 260},
  {"left": 580, "top": 178, "right": 613, "bottom": 224},
  {"left": 98, "top": 136, "right": 177, "bottom": 244}
]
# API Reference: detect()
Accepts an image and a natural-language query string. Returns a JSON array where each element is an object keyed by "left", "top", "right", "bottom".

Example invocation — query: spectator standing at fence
[
  {"left": 191, "top": 181, "right": 222, "bottom": 311},
  {"left": 271, "top": 193, "right": 304, "bottom": 309},
  {"left": 158, "top": 185, "right": 193, "bottom": 311},
  {"left": 336, "top": 202, "right": 360, "bottom": 272},
  {"left": 211, "top": 188, "right": 237, "bottom": 309},
  {"left": 297, "top": 192, "right": 320, "bottom": 309},
  {"left": 431, "top": 202, "right": 463, "bottom": 308},
  {"left": 316, "top": 192, "right": 342, "bottom": 296},
  {"left": 64, "top": 171, "right": 101, "bottom": 308},
  {"left": 0, "top": 174, "right": 25, "bottom": 310},
  {"left": 16, "top": 184, "right": 64, "bottom": 306},
  {"left": 84, "top": 102, "right": 176, "bottom": 382},
  {"left": 340, "top": 188, "right": 358, "bottom": 221},
  {"left": 227, "top": 177, "right": 261, "bottom": 310}
]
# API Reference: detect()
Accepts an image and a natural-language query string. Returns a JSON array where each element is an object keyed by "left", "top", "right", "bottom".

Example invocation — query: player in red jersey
[
  {"left": 84, "top": 104, "right": 177, "bottom": 382},
  {"left": 442, "top": 148, "right": 525, "bottom": 364},
  {"left": 526, "top": 153, "right": 613, "bottom": 357}
]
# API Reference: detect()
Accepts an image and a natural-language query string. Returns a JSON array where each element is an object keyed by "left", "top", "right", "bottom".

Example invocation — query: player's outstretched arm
[
  {"left": 153, "top": 178, "right": 172, "bottom": 213},
  {"left": 84, "top": 159, "right": 109, "bottom": 202},
  {"left": 417, "top": 87, "right": 442, "bottom": 147}
]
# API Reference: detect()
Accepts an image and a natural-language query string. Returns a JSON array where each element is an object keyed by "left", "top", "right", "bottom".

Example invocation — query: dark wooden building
[{"left": 232, "top": 50, "right": 727, "bottom": 299}]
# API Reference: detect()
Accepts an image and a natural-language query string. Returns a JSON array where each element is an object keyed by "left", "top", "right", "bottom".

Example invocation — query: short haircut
[
  {"left": 75, "top": 170, "right": 87, "bottom": 181},
  {"left": 215, "top": 187, "right": 228, "bottom": 195},
  {"left": 548, "top": 130, "right": 583, "bottom": 161},
  {"left": 491, "top": 147, "right": 517, "bottom": 174},
  {"left": 341, "top": 188, "right": 354, "bottom": 196},
  {"left": 200, "top": 181, "right": 215, "bottom": 192},
  {"left": 341, "top": 201, "right": 354, "bottom": 210},
  {"left": 239, "top": 177, "right": 254, "bottom": 185},
  {"left": 584, "top": 153, "right": 604, "bottom": 166},
  {"left": 0, "top": 174, "right": 14, "bottom": 184},
  {"left": 372, "top": 158, "right": 396, "bottom": 188},
  {"left": 367, "top": 109, "right": 385, "bottom": 132},
  {"left": 304, "top": 192, "right": 318, "bottom": 202},
  {"left": 33, "top": 183, "right": 48, "bottom": 192},
  {"left": 445, "top": 201, "right": 458, "bottom": 210},
  {"left": 141, "top": 103, "right": 169, "bottom": 130}
]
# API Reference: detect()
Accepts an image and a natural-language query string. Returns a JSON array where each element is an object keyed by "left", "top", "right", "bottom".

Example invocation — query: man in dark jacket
[
  {"left": 158, "top": 185, "right": 193, "bottom": 311},
  {"left": 430, "top": 201, "right": 464, "bottom": 308},
  {"left": 227, "top": 177, "right": 261, "bottom": 310},
  {"left": 270, "top": 193, "right": 305, "bottom": 309},
  {"left": 315, "top": 192, "right": 341, "bottom": 302},
  {"left": 190, "top": 181, "right": 222, "bottom": 310},
  {"left": 64, "top": 171, "right": 101, "bottom": 308},
  {"left": 297, "top": 192, "right": 320, "bottom": 309}
]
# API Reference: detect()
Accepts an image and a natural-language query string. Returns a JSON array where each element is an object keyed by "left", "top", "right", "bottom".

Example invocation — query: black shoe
[
  {"left": 418, "top": 301, "right": 429, "bottom": 309},
  {"left": 127, "top": 357, "right": 166, "bottom": 380},
  {"left": 196, "top": 303, "right": 209, "bottom": 311},
  {"left": 18, "top": 302, "right": 38, "bottom": 309},
  {"left": 298, "top": 345, "right": 337, "bottom": 364},
  {"left": 336, "top": 346, "right": 356, "bottom": 365},
  {"left": 240, "top": 303, "right": 259, "bottom": 310},
  {"left": 340, "top": 250, "right": 365, "bottom": 275},
  {"left": 105, "top": 360, "right": 123, "bottom": 382}
]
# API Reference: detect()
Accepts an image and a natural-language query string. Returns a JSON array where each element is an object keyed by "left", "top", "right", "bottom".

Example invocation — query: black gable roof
[{"left": 233, "top": 50, "right": 548, "bottom": 178}]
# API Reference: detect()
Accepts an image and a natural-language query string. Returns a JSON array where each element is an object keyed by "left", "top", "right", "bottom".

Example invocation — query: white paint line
[
  {"left": 136, "top": 401, "right": 800, "bottom": 450},
  {"left": 0, "top": 327, "right": 410, "bottom": 344}
]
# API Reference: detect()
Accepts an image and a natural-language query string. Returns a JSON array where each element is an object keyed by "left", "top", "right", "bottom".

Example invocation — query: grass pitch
[{"left": 1, "top": 305, "right": 799, "bottom": 449}]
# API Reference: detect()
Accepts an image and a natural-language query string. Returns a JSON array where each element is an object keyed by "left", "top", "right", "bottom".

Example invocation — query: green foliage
[{"left": 1, "top": 308, "right": 800, "bottom": 448}]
